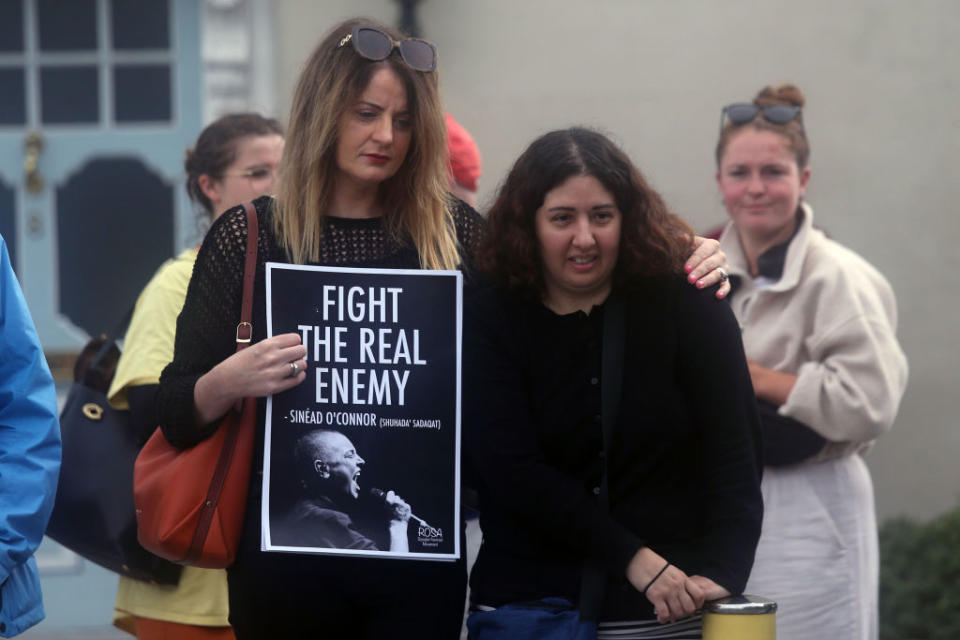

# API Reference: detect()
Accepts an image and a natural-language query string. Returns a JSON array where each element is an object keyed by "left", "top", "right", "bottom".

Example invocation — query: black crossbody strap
[
  {"left": 85, "top": 303, "right": 135, "bottom": 377},
  {"left": 578, "top": 292, "right": 626, "bottom": 621}
]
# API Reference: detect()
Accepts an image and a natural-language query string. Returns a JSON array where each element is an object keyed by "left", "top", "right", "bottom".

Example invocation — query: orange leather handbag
[{"left": 133, "top": 202, "right": 259, "bottom": 568}]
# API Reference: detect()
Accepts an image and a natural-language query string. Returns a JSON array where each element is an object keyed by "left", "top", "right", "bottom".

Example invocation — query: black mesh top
[{"left": 157, "top": 195, "right": 484, "bottom": 448}]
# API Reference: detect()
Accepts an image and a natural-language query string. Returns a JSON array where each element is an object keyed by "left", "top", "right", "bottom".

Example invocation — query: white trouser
[{"left": 745, "top": 455, "right": 878, "bottom": 640}]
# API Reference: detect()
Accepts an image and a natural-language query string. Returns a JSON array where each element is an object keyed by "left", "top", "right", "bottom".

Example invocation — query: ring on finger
[
  {"left": 717, "top": 266, "right": 729, "bottom": 283},
  {"left": 288, "top": 361, "right": 300, "bottom": 378}
]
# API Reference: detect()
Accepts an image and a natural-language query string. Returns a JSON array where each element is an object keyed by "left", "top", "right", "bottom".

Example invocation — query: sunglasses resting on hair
[
  {"left": 338, "top": 26, "right": 438, "bottom": 73},
  {"left": 719, "top": 103, "right": 802, "bottom": 135}
]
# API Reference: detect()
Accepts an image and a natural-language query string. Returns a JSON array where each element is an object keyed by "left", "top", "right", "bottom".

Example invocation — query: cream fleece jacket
[{"left": 718, "top": 203, "right": 908, "bottom": 461}]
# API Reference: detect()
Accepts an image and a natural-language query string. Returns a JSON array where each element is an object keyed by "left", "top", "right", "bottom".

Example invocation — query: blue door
[
  {"left": 0, "top": 0, "right": 202, "bottom": 631},
  {"left": 0, "top": 0, "right": 202, "bottom": 352}
]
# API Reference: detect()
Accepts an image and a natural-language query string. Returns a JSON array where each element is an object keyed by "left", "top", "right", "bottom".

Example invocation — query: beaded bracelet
[{"left": 641, "top": 561, "right": 671, "bottom": 595}]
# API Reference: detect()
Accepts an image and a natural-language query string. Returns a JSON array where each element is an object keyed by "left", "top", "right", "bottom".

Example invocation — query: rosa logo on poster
[{"left": 417, "top": 524, "right": 443, "bottom": 548}]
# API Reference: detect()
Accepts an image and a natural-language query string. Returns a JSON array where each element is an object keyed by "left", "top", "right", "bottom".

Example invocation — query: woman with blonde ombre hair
[
  {"left": 155, "top": 17, "right": 481, "bottom": 639},
  {"left": 274, "top": 18, "right": 459, "bottom": 270}
]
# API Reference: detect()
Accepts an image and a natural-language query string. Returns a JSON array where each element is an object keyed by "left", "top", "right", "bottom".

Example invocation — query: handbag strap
[
  {"left": 184, "top": 201, "right": 259, "bottom": 565},
  {"left": 83, "top": 302, "right": 135, "bottom": 383},
  {"left": 578, "top": 292, "right": 626, "bottom": 621},
  {"left": 235, "top": 201, "right": 258, "bottom": 348}
]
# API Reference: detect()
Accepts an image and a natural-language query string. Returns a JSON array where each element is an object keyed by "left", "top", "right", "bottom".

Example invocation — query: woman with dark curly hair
[{"left": 464, "top": 128, "right": 764, "bottom": 639}]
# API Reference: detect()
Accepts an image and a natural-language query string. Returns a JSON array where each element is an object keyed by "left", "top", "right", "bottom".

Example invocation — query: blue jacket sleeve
[{"left": 0, "top": 236, "right": 62, "bottom": 585}]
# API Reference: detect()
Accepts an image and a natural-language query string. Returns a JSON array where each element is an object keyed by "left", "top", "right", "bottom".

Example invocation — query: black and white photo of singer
[{"left": 274, "top": 429, "right": 413, "bottom": 551}]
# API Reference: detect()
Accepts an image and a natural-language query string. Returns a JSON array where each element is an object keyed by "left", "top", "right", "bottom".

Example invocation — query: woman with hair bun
[
  {"left": 109, "top": 112, "right": 283, "bottom": 639},
  {"left": 714, "top": 84, "right": 908, "bottom": 639}
]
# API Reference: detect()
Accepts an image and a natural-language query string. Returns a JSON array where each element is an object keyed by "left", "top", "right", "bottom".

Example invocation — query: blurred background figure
[
  {"left": 107, "top": 113, "right": 283, "bottom": 640},
  {"left": 445, "top": 113, "right": 482, "bottom": 209},
  {"left": 0, "top": 233, "right": 61, "bottom": 638},
  {"left": 714, "top": 84, "right": 908, "bottom": 639}
]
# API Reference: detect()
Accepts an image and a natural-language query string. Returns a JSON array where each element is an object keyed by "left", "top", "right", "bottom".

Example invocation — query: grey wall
[{"left": 275, "top": 0, "right": 960, "bottom": 523}]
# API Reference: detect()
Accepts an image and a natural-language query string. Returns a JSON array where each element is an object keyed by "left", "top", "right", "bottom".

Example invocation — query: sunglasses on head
[
  {"left": 338, "top": 26, "right": 438, "bottom": 73},
  {"left": 719, "top": 103, "right": 802, "bottom": 136}
]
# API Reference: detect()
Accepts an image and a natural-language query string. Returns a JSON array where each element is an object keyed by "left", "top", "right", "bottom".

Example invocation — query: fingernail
[
  {"left": 697, "top": 280, "right": 705, "bottom": 288},
  {"left": 684, "top": 264, "right": 693, "bottom": 273},
  {"left": 717, "top": 290, "right": 726, "bottom": 299},
  {"left": 688, "top": 273, "right": 697, "bottom": 283}
]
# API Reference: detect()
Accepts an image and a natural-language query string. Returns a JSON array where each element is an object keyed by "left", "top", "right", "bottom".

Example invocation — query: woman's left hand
[
  {"left": 685, "top": 236, "right": 731, "bottom": 299},
  {"left": 627, "top": 549, "right": 698, "bottom": 623}
]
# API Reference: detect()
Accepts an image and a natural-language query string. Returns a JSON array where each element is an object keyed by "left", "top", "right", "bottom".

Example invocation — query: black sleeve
[
  {"left": 156, "top": 203, "right": 253, "bottom": 448},
  {"left": 756, "top": 399, "right": 827, "bottom": 465},
  {"left": 463, "top": 288, "right": 642, "bottom": 574},
  {"left": 450, "top": 196, "right": 485, "bottom": 276},
  {"left": 126, "top": 384, "right": 160, "bottom": 445},
  {"left": 674, "top": 280, "right": 764, "bottom": 594}
]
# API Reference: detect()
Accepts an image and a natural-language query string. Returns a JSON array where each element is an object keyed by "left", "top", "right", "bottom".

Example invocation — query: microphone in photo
[{"left": 369, "top": 487, "right": 429, "bottom": 527}]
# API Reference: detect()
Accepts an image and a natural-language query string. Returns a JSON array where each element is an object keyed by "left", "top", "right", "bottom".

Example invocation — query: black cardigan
[{"left": 463, "top": 276, "right": 763, "bottom": 621}]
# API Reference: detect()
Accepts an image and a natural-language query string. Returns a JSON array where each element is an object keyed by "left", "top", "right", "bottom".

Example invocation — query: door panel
[
  {"left": 113, "top": 64, "right": 172, "bottom": 122},
  {"left": 36, "top": 0, "right": 97, "bottom": 51},
  {"left": 0, "top": 0, "right": 25, "bottom": 52},
  {"left": 39, "top": 66, "right": 100, "bottom": 124},
  {"left": 0, "top": 179, "right": 14, "bottom": 270},
  {"left": 56, "top": 157, "right": 173, "bottom": 336},
  {"left": 112, "top": 0, "right": 169, "bottom": 49},
  {"left": 0, "top": 67, "right": 26, "bottom": 124}
]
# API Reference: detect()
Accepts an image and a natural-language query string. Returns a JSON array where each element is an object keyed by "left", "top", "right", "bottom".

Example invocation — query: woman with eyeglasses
[
  {"left": 154, "top": 18, "right": 731, "bottom": 639},
  {"left": 463, "top": 128, "right": 764, "bottom": 639},
  {"left": 108, "top": 113, "right": 283, "bottom": 640},
  {"left": 714, "top": 84, "right": 908, "bottom": 639}
]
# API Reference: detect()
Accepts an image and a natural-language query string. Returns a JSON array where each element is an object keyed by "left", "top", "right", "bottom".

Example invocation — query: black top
[
  {"left": 463, "top": 277, "right": 763, "bottom": 622},
  {"left": 156, "top": 195, "right": 483, "bottom": 560}
]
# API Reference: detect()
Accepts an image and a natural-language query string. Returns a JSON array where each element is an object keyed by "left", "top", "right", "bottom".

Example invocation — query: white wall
[{"left": 274, "top": 0, "right": 960, "bottom": 523}]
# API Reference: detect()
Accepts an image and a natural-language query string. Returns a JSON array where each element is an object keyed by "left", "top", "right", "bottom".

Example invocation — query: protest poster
[{"left": 261, "top": 263, "right": 461, "bottom": 561}]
